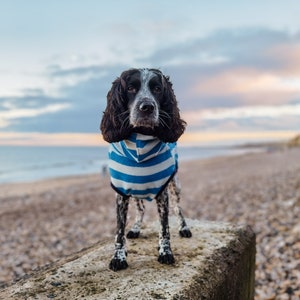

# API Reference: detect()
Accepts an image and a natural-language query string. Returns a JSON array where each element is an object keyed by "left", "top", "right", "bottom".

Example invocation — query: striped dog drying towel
[{"left": 108, "top": 133, "right": 178, "bottom": 201}]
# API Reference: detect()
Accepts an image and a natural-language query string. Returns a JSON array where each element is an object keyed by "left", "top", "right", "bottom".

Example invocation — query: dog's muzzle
[
  {"left": 139, "top": 101, "right": 155, "bottom": 114},
  {"left": 130, "top": 98, "right": 159, "bottom": 128}
]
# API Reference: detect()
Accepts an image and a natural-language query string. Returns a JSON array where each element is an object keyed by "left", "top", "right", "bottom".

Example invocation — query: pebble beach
[{"left": 0, "top": 147, "right": 299, "bottom": 299}]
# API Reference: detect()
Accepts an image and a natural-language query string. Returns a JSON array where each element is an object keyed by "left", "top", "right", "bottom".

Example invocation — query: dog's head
[{"left": 100, "top": 68, "right": 186, "bottom": 143}]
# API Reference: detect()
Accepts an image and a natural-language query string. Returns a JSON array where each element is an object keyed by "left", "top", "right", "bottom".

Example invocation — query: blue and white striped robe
[{"left": 108, "top": 133, "right": 178, "bottom": 201}]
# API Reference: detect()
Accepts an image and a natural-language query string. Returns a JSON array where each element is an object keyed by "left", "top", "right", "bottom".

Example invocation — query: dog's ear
[
  {"left": 100, "top": 72, "right": 132, "bottom": 143},
  {"left": 156, "top": 74, "right": 186, "bottom": 143}
]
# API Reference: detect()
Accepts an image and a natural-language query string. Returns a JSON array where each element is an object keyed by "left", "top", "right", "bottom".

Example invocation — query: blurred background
[{"left": 1, "top": 0, "right": 300, "bottom": 182}]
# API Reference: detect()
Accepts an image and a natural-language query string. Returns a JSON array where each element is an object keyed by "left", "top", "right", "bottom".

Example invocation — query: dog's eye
[
  {"left": 127, "top": 85, "right": 137, "bottom": 93},
  {"left": 153, "top": 86, "right": 162, "bottom": 93}
]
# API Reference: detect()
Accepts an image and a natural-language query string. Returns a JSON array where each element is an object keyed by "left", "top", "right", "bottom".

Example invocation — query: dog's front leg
[
  {"left": 109, "top": 194, "right": 129, "bottom": 271},
  {"left": 156, "top": 190, "right": 175, "bottom": 264}
]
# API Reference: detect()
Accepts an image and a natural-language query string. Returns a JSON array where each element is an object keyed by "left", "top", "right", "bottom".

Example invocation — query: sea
[{"left": 0, "top": 145, "right": 261, "bottom": 184}]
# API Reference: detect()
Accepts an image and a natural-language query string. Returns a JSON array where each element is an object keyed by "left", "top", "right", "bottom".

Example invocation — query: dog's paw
[
  {"left": 179, "top": 227, "right": 192, "bottom": 238},
  {"left": 158, "top": 239, "right": 175, "bottom": 265},
  {"left": 109, "top": 248, "right": 128, "bottom": 271},
  {"left": 158, "top": 252, "right": 175, "bottom": 265},
  {"left": 126, "top": 230, "right": 140, "bottom": 239},
  {"left": 109, "top": 257, "right": 128, "bottom": 271}
]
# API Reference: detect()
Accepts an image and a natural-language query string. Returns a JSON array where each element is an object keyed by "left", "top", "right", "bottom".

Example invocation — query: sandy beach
[{"left": 0, "top": 147, "right": 300, "bottom": 299}]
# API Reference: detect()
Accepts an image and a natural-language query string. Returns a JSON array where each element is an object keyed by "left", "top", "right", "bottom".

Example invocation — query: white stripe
[
  {"left": 109, "top": 155, "right": 176, "bottom": 176},
  {"left": 135, "top": 145, "right": 169, "bottom": 162},
  {"left": 109, "top": 142, "right": 171, "bottom": 164},
  {"left": 111, "top": 143, "right": 125, "bottom": 156},
  {"left": 137, "top": 134, "right": 156, "bottom": 141},
  {"left": 109, "top": 133, "right": 177, "bottom": 200},
  {"left": 124, "top": 139, "right": 138, "bottom": 151},
  {"left": 125, "top": 138, "right": 160, "bottom": 152}
]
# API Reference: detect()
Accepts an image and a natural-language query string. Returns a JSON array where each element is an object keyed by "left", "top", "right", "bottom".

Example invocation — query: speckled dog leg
[
  {"left": 127, "top": 198, "right": 145, "bottom": 239},
  {"left": 156, "top": 190, "right": 175, "bottom": 264},
  {"left": 109, "top": 194, "right": 129, "bottom": 271},
  {"left": 168, "top": 177, "right": 192, "bottom": 238}
]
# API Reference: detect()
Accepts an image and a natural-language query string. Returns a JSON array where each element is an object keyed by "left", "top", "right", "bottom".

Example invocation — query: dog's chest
[{"left": 108, "top": 133, "right": 178, "bottom": 201}]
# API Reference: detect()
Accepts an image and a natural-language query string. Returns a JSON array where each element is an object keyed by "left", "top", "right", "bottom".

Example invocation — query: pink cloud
[
  {"left": 267, "top": 42, "right": 300, "bottom": 75},
  {"left": 190, "top": 67, "right": 300, "bottom": 106}
]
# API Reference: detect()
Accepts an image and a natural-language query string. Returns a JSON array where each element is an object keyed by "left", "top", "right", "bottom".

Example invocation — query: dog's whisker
[
  {"left": 119, "top": 110, "right": 131, "bottom": 131},
  {"left": 120, "top": 116, "right": 130, "bottom": 130},
  {"left": 159, "top": 117, "right": 170, "bottom": 128},
  {"left": 159, "top": 110, "right": 172, "bottom": 119},
  {"left": 159, "top": 110, "right": 172, "bottom": 128}
]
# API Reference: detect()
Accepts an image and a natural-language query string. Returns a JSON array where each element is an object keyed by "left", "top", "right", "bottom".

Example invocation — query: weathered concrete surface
[{"left": 0, "top": 218, "right": 255, "bottom": 300}]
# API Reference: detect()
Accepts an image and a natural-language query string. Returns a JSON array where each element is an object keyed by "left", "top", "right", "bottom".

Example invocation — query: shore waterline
[{"left": 0, "top": 145, "right": 264, "bottom": 183}]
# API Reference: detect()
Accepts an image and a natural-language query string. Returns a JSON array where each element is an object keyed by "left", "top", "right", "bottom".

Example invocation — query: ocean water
[{"left": 0, "top": 145, "right": 252, "bottom": 184}]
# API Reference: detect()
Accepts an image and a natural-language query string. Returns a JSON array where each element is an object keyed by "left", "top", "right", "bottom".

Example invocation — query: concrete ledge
[{"left": 0, "top": 218, "right": 255, "bottom": 299}]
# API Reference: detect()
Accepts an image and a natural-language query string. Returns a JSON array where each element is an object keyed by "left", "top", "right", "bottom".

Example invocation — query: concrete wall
[{"left": 0, "top": 218, "right": 255, "bottom": 299}]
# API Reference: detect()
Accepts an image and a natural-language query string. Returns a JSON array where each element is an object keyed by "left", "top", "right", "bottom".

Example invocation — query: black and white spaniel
[{"left": 100, "top": 68, "right": 191, "bottom": 271}]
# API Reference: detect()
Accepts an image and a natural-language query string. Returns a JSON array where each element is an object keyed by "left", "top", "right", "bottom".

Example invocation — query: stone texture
[{"left": 0, "top": 218, "right": 255, "bottom": 300}]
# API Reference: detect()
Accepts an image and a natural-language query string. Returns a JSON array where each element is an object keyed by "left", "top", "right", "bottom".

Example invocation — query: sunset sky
[{"left": 1, "top": 1, "right": 300, "bottom": 146}]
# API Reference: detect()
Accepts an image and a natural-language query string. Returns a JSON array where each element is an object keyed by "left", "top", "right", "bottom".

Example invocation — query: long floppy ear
[
  {"left": 156, "top": 74, "right": 186, "bottom": 143},
  {"left": 100, "top": 71, "right": 133, "bottom": 143}
]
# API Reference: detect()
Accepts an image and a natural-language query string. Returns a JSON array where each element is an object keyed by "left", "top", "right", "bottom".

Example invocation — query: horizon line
[{"left": 0, "top": 130, "right": 298, "bottom": 147}]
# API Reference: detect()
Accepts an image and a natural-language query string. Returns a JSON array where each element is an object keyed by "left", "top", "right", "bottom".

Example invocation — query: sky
[{"left": 1, "top": 0, "right": 300, "bottom": 146}]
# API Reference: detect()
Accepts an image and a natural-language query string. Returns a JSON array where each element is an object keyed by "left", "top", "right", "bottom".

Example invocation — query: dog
[{"left": 100, "top": 68, "right": 192, "bottom": 271}]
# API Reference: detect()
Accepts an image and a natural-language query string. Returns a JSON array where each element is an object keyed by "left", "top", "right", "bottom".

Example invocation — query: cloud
[
  {"left": 191, "top": 68, "right": 300, "bottom": 106},
  {"left": 186, "top": 103, "right": 300, "bottom": 121},
  {"left": 183, "top": 103, "right": 300, "bottom": 132},
  {"left": 148, "top": 28, "right": 290, "bottom": 67},
  {"left": 2, "top": 27, "right": 300, "bottom": 135},
  {"left": 0, "top": 62, "right": 117, "bottom": 132},
  {"left": 266, "top": 37, "right": 300, "bottom": 75},
  {"left": 157, "top": 29, "right": 300, "bottom": 112},
  {"left": 0, "top": 100, "right": 71, "bottom": 129}
]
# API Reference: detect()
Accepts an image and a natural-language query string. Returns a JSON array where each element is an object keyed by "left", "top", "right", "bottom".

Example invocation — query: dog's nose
[{"left": 139, "top": 101, "right": 155, "bottom": 113}]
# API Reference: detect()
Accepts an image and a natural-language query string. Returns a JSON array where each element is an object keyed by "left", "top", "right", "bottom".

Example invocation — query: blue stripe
[
  {"left": 109, "top": 151, "right": 138, "bottom": 167},
  {"left": 111, "top": 143, "right": 123, "bottom": 156},
  {"left": 120, "top": 141, "right": 130, "bottom": 156},
  {"left": 168, "top": 142, "right": 177, "bottom": 151},
  {"left": 122, "top": 141, "right": 165, "bottom": 162},
  {"left": 109, "top": 134, "right": 178, "bottom": 200},
  {"left": 127, "top": 133, "right": 156, "bottom": 147},
  {"left": 137, "top": 141, "right": 165, "bottom": 160},
  {"left": 109, "top": 164, "right": 176, "bottom": 184},
  {"left": 136, "top": 137, "right": 156, "bottom": 148},
  {"left": 127, "top": 134, "right": 138, "bottom": 143},
  {"left": 109, "top": 149, "right": 175, "bottom": 168}
]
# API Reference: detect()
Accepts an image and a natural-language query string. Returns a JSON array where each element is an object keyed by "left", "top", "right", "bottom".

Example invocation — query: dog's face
[
  {"left": 126, "top": 69, "right": 163, "bottom": 129},
  {"left": 100, "top": 68, "right": 186, "bottom": 143}
]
